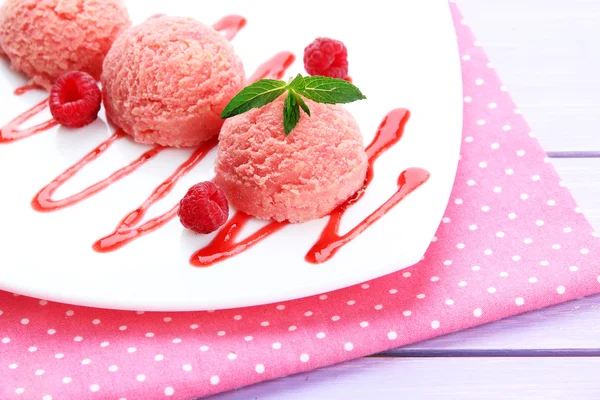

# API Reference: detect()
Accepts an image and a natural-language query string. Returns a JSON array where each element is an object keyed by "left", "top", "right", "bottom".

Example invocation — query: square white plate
[{"left": 0, "top": 0, "right": 462, "bottom": 310}]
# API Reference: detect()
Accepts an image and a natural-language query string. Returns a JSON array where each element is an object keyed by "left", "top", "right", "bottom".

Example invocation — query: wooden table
[{"left": 213, "top": 1, "right": 600, "bottom": 398}]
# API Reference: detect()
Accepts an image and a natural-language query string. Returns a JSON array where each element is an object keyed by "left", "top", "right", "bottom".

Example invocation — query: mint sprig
[{"left": 221, "top": 74, "right": 366, "bottom": 135}]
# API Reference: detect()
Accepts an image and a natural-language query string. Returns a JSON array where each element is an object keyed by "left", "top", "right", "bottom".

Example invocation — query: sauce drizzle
[
  {"left": 0, "top": 98, "right": 57, "bottom": 143},
  {"left": 32, "top": 130, "right": 163, "bottom": 212},
  {"left": 190, "top": 213, "right": 288, "bottom": 266},
  {"left": 249, "top": 52, "right": 296, "bottom": 82},
  {"left": 14, "top": 84, "right": 41, "bottom": 96},
  {"left": 306, "top": 109, "right": 429, "bottom": 263},
  {"left": 306, "top": 168, "right": 429, "bottom": 264},
  {"left": 93, "top": 138, "right": 218, "bottom": 252},
  {"left": 213, "top": 15, "right": 247, "bottom": 41}
]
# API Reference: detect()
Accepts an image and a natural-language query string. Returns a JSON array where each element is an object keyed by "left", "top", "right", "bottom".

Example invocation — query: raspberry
[
  {"left": 178, "top": 182, "right": 229, "bottom": 234},
  {"left": 49, "top": 71, "right": 102, "bottom": 128},
  {"left": 304, "top": 38, "right": 349, "bottom": 79}
]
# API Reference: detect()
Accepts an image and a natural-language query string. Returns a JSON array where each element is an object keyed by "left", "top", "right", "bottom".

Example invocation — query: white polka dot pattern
[{"left": 0, "top": 5, "right": 599, "bottom": 400}]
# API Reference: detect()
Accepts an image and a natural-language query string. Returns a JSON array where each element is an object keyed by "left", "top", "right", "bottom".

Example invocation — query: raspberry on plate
[
  {"left": 49, "top": 71, "right": 102, "bottom": 128},
  {"left": 178, "top": 182, "right": 229, "bottom": 234},
  {"left": 303, "top": 37, "right": 349, "bottom": 79}
]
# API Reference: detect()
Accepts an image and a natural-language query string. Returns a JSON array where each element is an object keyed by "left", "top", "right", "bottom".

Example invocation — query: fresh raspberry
[
  {"left": 303, "top": 38, "right": 349, "bottom": 79},
  {"left": 49, "top": 71, "right": 102, "bottom": 128},
  {"left": 178, "top": 182, "right": 229, "bottom": 234}
]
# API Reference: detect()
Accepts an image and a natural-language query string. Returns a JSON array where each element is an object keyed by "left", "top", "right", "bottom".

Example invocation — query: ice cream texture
[
  {"left": 101, "top": 15, "right": 246, "bottom": 147},
  {"left": 0, "top": 0, "right": 130, "bottom": 89},
  {"left": 215, "top": 97, "right": 369, "bottom": 223}
]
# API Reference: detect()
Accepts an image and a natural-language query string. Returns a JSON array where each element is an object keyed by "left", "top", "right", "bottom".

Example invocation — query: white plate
[{"left": 0, "top": 0, "right": 462, "bottom": 311}]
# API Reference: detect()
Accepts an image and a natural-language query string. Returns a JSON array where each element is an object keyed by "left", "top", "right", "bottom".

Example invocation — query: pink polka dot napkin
[{"left": 2, "top": 3, "right": 600, "bottom": 399}]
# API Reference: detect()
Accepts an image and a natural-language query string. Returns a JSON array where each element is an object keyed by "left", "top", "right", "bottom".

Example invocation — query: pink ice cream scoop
[
  {"left": 0, "top": 0, "right": 130, "bottom": 90},
  {"left": 215, "top": 97, "right": 369, "bottom": 223},
  {"left": 101, "top": 16, "right": 245, "bottom": 148}
]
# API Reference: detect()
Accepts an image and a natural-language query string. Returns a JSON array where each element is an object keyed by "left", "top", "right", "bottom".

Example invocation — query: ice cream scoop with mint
[{"left": 215, "top": 75, "right": 368, "bottom": 223}]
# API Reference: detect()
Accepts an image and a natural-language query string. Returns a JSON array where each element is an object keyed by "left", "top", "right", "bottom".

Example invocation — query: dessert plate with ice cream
[{"left": 0, "top": 0, "right": 462, "bottom": 310}]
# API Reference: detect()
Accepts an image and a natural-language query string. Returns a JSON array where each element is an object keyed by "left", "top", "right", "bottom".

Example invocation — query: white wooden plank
[
  {"left": 456, "top": 0, "right": 600, "bottom": 152},
  {"left": 209, "top": 357, "right": 600, "bottom": 400}
]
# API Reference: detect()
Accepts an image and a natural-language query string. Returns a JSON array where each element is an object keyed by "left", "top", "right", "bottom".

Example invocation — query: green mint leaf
[
  {"left": 283, "top": 91, "right": 301, "bottom": 135},
  {"left": 293, "top": 91, "right": 311, "bottom": 116},
  {"left": 293, "top": 76, "right": 366, "bottom": 104},
  {"left": 221, "top": 79, "right": 287, "bottom": 119}
]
